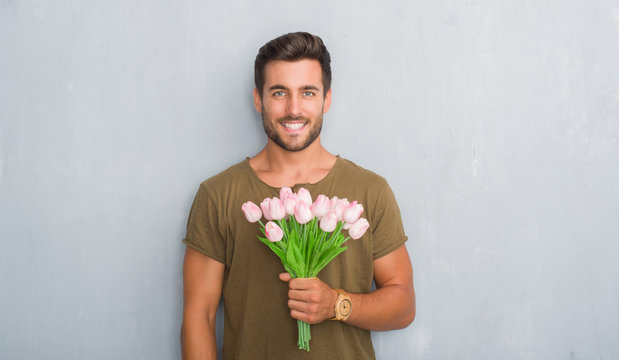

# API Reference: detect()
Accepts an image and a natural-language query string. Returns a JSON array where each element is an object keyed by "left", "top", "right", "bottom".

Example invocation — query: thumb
[{"left": 279, "top": 272, "right": 292, "bottom": 282}]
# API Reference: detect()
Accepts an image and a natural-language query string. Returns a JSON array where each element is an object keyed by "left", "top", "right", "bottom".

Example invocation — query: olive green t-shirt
[{"left": 183, "top": 156, "right": 407, "bottom": 360}]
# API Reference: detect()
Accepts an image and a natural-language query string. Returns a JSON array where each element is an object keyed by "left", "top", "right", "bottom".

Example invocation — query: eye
[
  {"left": 302, "top": 91, "right": 315, "bottom": 97},
  {"left": 273, "top": 91, "right": 286, "bottom": 97}
]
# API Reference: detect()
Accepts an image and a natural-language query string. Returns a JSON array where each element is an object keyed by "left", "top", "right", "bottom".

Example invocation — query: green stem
[{"left": 297, "top": 320, "right": 311, "bottom": 351}]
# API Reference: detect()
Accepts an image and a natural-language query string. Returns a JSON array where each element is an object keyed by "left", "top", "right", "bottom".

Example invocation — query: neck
[
  {"left": 250, "top": 136, "right": 337, "bottom": 187},
  {"left": 264, "top": 136, "right": 329, "bottom": 171}
]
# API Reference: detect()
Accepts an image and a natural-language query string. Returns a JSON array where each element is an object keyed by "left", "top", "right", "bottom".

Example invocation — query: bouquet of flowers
[{"left": 241, "top": 187, "right": 369, "bottom": 351}]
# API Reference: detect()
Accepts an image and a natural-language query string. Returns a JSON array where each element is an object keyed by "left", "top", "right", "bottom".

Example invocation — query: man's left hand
[{"left": 279, "top": 273, "right": 338, "bottom": 324}]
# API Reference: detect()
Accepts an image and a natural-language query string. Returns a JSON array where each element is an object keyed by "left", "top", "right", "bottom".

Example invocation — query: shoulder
[
  {"left": 193, "top": 159, "right": 260, "bottom": 211},
  {"left": 335, "top": 157, "right": 390, "bottom": 190},
  {"left": 327, "top": 157, "right": 398, "bottom": 212},
  {"left": 198, "top": 158, "right": 252, "bottom": 194}
]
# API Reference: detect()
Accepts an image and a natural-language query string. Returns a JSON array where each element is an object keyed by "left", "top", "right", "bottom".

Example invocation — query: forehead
[{"left": 263, "top": 59, "right": 324, "bottom": 90}]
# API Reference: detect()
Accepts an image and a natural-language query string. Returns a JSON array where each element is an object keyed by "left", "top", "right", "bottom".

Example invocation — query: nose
[{"left": 286, "top": 94, "right": 301, "bottom": 117}]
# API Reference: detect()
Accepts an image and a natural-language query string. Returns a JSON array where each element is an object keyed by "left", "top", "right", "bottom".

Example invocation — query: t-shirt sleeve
[
  {"left": 182, "top": 183, "right": 226, "bottom": 264},
  {"left": 371, "top": 180, "right": 408, "bottom": 260}
]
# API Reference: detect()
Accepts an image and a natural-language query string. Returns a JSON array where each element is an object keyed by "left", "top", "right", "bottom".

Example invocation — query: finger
[
  {"left": 289, "top": 309, "right": 306, "bottom": 322},
  {"left": 279, "top": 272, "right": 292, "bottom": 282},
  {"left": 287, "top": 299, "right": 319, "bottom": 314},
  {"left": 289, "top": 277, "right": 320, "bottom": 290},
  {"left": 288, "top": 289, "right": 313, "bottom": 301},
  {"left": 290, "top": 309, "right": 322, "bottom": 325}
]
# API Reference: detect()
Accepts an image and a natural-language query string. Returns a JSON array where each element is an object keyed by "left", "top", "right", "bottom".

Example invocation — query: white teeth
[{"left": 283, "top": 123, "right": 305, "bottom": 130}]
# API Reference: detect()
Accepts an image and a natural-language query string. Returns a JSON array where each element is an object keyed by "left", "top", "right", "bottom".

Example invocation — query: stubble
[{"left": 261, "top": 110, "right": 323, "bottom": 152}]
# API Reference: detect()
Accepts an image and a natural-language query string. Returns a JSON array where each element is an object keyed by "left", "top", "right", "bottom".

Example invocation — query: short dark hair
[{"left": 254, "top": 32, "right": 332, "bottom": 97}]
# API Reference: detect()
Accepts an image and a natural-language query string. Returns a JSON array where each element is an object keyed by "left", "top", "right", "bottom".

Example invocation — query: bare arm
[
  {"left": 280, "top": 244, "right": 415, "bottom": 330},
  {"left": 345, "top": 244, "right": 415, "bottom": 330},
  {"left": 181, "top": 247, "right": 225, "bottom": 360}
]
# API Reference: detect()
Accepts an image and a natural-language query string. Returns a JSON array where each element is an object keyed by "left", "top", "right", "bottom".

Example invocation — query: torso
[{"left": 184, "top": 156, "right": 407, "bottom": 359}]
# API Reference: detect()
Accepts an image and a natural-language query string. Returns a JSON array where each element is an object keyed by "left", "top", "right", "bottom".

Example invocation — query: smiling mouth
[{"left": 282, "top": 122, "right": 306, "bottom": 130}]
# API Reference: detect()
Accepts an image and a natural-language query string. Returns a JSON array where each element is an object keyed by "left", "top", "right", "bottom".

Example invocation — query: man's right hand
[
  {"left": 279, "top": 273, "right": 339, "bottom": 324},
  {"left": 181, "top": 247, "right": 224, "bottom": 360}
]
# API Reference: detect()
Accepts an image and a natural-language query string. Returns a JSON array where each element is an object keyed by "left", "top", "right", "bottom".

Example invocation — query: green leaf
[
  {"left": 258, "top": 236, "right": 286, "bottom": 262},
  {"left": 284, "top": 263, "right": 296, "bottom": 278},
  {"left": 293, "top": 243, "right": 306, "bottom": 276},
  {"left": 312, "top": 246, "right": 348, "bottom": 276},
  {"left": 286, "top": 242, "right": 299, "bottom": 270},
  {"left": 305, "top": 233, "right": 317, "bottom": 272}
]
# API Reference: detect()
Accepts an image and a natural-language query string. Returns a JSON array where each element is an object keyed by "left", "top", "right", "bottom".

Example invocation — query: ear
[
  {"left": 323, "top": 88, "right": 332, "bottom": 114},
  {"left": 253, "top": 88, "right": 263, "bottom": 113}
]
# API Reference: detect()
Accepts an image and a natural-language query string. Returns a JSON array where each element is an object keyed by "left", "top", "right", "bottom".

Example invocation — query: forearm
[
  {"left": 339, "top": 245, "right": 415, "bottom": 331},
  {"left": 343, "top": 283, "right": 415, "bottom": 331},
  {"left": 181, "top": 248, "right": 224, "bottom": 360},
  {"left": 283, "top": 246, "right": 415, "bottom": 331},
  {"left": 181, "top": 314, "right": 217, "bottom": 360}
]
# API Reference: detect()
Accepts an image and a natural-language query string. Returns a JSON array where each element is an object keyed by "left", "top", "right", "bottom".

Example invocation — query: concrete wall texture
[{"left": 1, "top": 0, "right": 618, "bottom": 359}]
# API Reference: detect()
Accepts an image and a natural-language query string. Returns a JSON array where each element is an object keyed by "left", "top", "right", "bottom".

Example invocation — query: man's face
[{"left": 253, "top": 59, "right": 332, "bottom": 152}]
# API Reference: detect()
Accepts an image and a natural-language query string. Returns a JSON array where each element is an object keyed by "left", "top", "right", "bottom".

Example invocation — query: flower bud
[
  {"left": 343, "top": 201, "right": 364, "bottom": 224},
  {"left": 294, "top": 201, "right": 313, "bottom": 224},
  {"left": 279, "top": 187, "right": 293, "bottom": 202},
  {"left": 331, "top": 198, "right": 349, "bottom": 221},
  {"left": 265, "top": 221, "right": 284, "bottom": 242},
  {"left": 241, "top": 201, "right": 262, "bottom": 223},
  {"left": 283, "top": 193, "right": 297, "bottom": 216},
  {"left": 329, "top": 196, "right": 339, "bottom": 209},
  {"left": 348, "top": 218, "right": 369, "bottom": 240},
  {"left": 260, "top": 198, "right": 272, "bottom": 220},
  {"left": 297, "top": 188, "right": 312, "bottom": 206},
  {"left": 311, "top": 194, "right": 330, "bottom": 219},
  {"left": 268, "top": 197, "right": 286, "bottom": 221},
  {"left": 319, "top": 211, "right": 338, "bottom": 232}
]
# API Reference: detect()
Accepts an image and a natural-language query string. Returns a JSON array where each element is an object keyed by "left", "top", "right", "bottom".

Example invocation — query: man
[{"left": 181, "top": 32, "right": 415, "bottom": 360}]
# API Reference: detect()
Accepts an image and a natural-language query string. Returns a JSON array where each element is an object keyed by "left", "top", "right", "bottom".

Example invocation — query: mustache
[{"left": 277, "top": 116, "right": 310, "bottom": 122}]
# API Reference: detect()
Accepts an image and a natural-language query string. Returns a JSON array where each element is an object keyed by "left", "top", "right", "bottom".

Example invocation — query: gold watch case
[{"left": 333, "top": 288, "right": 352, "bottom": 321}]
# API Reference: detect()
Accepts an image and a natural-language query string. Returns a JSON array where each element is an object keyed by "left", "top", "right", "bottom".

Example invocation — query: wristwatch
[{"left": 331, "top": 288, "right": 352, "bottom": 321}]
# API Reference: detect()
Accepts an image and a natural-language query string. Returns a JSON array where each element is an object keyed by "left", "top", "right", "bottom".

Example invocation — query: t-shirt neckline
[{"left": 244, "top": 155, "right": 342, "bottom": 191}]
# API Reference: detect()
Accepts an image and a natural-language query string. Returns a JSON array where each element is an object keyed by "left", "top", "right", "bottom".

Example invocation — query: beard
[{"left": 261, "top": 109, "right": 323, "bottom": 152}]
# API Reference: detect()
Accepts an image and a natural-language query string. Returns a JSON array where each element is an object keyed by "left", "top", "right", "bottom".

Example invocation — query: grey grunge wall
[{"left": 1, "top": 0, "right": 618, "bottom": 359}]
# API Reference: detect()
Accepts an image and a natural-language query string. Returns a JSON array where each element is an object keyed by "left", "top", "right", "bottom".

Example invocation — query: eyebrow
[
  {"left": 301, "top": 85, "right": 320, "bottom": 91},
  {"left": 268, "top": 84, "right": 321, "bottom": 92}
]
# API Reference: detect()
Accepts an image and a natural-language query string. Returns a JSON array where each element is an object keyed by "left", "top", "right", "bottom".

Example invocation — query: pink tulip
[
  {"left": 331, "top": 197, "right": 349, "bottom": 221},
  {"left": 319, "top": 210, "right": 338, "bottom": 232},
  {"left": 241, "top": 201, "right": 262, "bottom": 223},
  {"left": 297, "top": 188, "right": 312, "bottom": 206},
  {"left": 294, "top": 201, "right": 313, "bottom": 224},
  {"left": 348, "top": 218, "right": 369, "bottom": 240},
  {"left": 265, "top": 221, "right": 284, "bottom": 242},
  {"left": 343, "top": 201, "right": 364, "bottom": 224},
  {"left": 260, "top": 198, "right": 272, "bottom": 221},
  {"left": 283, "top": 193, "right": 297, "bottom": 216},
  {"left": 267, "top": 197, "right": 286, "bottom": 220},
  {"left": 280, "top": 187, "right": 293, "bottom": 202},
  {"left": 311, "top": 194, "right": 330, "bottom": 219}
]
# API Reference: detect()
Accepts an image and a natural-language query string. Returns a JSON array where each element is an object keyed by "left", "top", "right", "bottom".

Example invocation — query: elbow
[
  {"left": 396, "top": 295, "right": 416, "bottom": 329},
  {"left": 407, "top": 292, "right": 416, "bottom": 326},
  {"left": 394, "top": 305, "right": 415, "bottom": 329},
  {"left": 404, "top": 305, "right": 416, "bottom": 328},
  {"left": 404, "top": 284, "right": 416, "bottom": 327}
]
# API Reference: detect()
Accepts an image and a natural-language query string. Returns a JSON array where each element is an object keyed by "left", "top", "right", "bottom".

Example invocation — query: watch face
[{"left": 339, "top": 299, "right": 352, "bottom": 316}]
